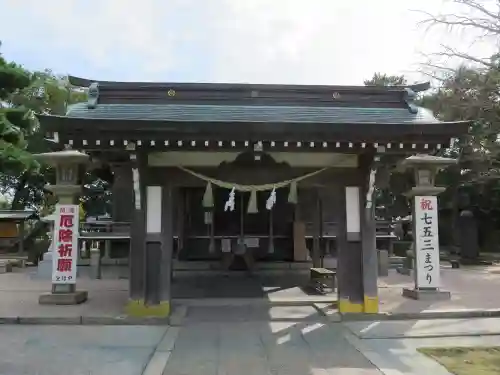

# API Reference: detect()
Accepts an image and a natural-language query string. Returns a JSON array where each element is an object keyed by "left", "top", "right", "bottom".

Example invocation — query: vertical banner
[
  {"left": 345, "top": 186, "right": 361, "bottom": 241},
  {"left": 52, "top": 204, "right": 79, "bottom": 284},
  {"left": 414, "top": 196, "right": 440, "bottom": 289}
]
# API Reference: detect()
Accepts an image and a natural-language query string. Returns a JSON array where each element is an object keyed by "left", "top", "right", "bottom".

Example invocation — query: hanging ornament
[
  {"left": 202, "top": 182, "right": 214, "bottom": 208},
  {"left": 266, "top": 187, "right": 276, "bottom": 210},
  {"left": 224, "top": 187, "right": 236, "bottom": 212},
  {"left": 288, "top": 181, "right": 298, "bottom": 204},
  {"left": 247, "top": 189, "right": 259, "bottom": 213},
  {"left": 132, "top": 168, "right": 141, "bottom": 209}
]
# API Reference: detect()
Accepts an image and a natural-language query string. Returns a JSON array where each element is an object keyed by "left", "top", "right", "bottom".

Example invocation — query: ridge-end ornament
[{"left": 167, "top": 89, "right": 176, "bottom": 97}]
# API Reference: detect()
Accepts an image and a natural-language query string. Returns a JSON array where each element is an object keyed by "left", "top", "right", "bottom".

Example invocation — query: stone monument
[
  {"left": 399, "top": 154, "right": 457, "bottom": 300},
  {"left": 36, "top": 150, "right": 90, "bottom": 305}
]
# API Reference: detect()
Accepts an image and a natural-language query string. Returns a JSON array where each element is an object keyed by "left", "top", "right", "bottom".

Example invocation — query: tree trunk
[{"left": 10, "top": 172, "right": 28, "bottom": 210}]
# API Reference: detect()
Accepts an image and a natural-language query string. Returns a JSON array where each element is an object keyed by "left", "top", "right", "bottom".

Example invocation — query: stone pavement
[
  {"left": 4, "top": 304, "right": 500, "bottom": 374},
  {"left": 0, "top": 325, "right": 168, "bottom": 375},
  {"left": 0, "top": 270, "right": 128, "bottom": 320},
  {"left": 0, "top": 269, "right": 335, "bottom": 322},
  {"left": 345, "top": 328, "right": 500, "bottom": 375},
  {"left": 345, "top": 317, "right": 500, "bottom": 339},
  {"left": 378, "top": 266, "right": 500, "bottom": 315},
  {"left": 2, "top": 266, "right": 500, "bottom": 322},
  {"left": 163, "top": 309, "right": 500, "bottom": 375},
  {"left": 163, "top": 305, "right": 382, "bottom": 375}
]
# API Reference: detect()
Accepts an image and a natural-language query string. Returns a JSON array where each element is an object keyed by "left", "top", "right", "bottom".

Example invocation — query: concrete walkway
[
  {"left": 0, "top": 325, "right": 168, "bottom": 375},
  {"left": 163, "top": 305, "right": 381, "bottom": 375},
  {"left": 4, "top": 308, "right": 500, "bottom": 374},
  {"left": 345, "top": 317, "right": 500, "bottom": 339},
  {"left": 345, "top": 330, "right": 500, "bottom": 375},
  {"left": 378, "top": 267, "right": 500, "bottom": 315}
]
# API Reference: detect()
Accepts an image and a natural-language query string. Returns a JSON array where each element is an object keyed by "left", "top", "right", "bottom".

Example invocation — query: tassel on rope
[
  {"left": 247, "top": 189, "right": 259, "bottom": 213},
  {"left": 266, "top": 187, "right": 276, "bottom": 210},
  {"left": 225, "top": 187, "right": 236, "bottom": 212},
  {"left": 288, "top": 181, "right": 298, "bottom": 204},
  {"left": 202, "top": 182, "right": 214, "bottom": 208}
]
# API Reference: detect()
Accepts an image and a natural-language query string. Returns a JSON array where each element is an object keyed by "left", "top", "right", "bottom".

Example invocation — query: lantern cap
[
  {"left": 398, "top": 154, "right": 457, "bottom": 172},
  {"left": 34, "top": 150, "right": 89, "bottom": 166}
]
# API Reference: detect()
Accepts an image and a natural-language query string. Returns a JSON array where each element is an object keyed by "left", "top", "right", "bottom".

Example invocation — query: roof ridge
[{"left": 67, "top": 75, "right": 431, "bottom": 93}]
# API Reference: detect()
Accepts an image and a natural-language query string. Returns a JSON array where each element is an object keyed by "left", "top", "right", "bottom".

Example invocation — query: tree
[
  {"left": 0, "top": 42, "right": 87, "bottom": 211},
  {"left": 0, "top": 42, "right": 38, "bottom": 173},
  {"left": 420, "top": 0, "right": 500, "bottom": 71},
  {"left": 7, "top": 71, "right": 86, "bottom": 210},
  {"left": 415, "top": 0, "right": 500, "bottom": 252},
  {"left": 363, "top": 72, "right": 414, "bottom": 220},
  {"left": 423, "top": 64, "right": 500, "bottom": 250},
  {"left": 364, "top": 73, "right": 407, "bottom": 87}
]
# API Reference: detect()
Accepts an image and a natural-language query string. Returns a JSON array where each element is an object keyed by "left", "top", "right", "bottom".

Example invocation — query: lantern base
[
  {"left": 39, "top": 290, "right": 88, "bottom": 305},
  {"left": 402, "top": 287, "right": 451, "bottom": 301}
]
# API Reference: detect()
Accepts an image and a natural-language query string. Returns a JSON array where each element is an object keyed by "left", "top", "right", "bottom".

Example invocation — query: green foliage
[
  {"left": 364, "top": 73, "right": 407, "bottom": 87},
  {"left": 365, "top": 72, "right": 414, "bottom": 218},
  {"left": 0, "top": 43, "right": 38, "bottom": 172},
  {"left": 0, "top": 42, "right": 87, "bottom": 212},
  {"left": 0, "top": 45, "right": 30, "bottom": 99},
  {"left": 369, "top": 61, "right": 500, "bottom": 249}
]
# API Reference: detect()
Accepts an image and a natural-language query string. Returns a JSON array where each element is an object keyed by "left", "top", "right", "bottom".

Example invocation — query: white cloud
[{"left": 0, "top": 0, "right": 498, "bottom": 84}]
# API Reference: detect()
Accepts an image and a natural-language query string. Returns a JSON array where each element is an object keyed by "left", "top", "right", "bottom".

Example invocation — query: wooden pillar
[
  {"left": 337, "top": 183, "right": 364, "bottom": 313},
  {"left": 127, "top": 155, "right": 146, "bottom": 303},
  {"left": 337, "top": 155, "right": 379, "bottom": 314},
  {"left": 159, "top": 184, "right": 174, "bottom": 309},
  {"left": 293, "top": 190, "right": 308, "bottom": 262},
  {"left": 127, "top": 165, "right": 173, "bottom": 318},
  {"left": 312, "top": 190, "right": 321, "bottom": 267},
  {"left": 361, "top": 176, "right": 379, "bottom": 313},
  {"left": 111, "top": 163, "right": 134, "bottom": 223}
]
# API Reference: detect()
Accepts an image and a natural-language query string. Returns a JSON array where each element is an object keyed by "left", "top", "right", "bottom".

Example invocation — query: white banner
[
  {"left": 51, "top": 204, "right": 79, "bottom": 284},
  {"left": 414, "top": 196, "right": 440, "bottom": 289}
]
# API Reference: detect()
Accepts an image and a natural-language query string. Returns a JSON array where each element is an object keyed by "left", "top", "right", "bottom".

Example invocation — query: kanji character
[
  {"left": 59, "top": 214, "right": 74, "bottom": 228},
  {"left": 58, "top": 243, "right": 72, "bottom": 257},
  {"left": 420, "top": 198, "right": 433, "bottom": 211},
  {"left": 56, "top": 258, "right": 72, "bottom": 272},
  {"left": 422, "top": 226, "right": 433, "bottom": 237},
  {"left": 421, "top": 212, "right": 433, "bottom": 225},
  {"left": 58, "top": 229, "right": 73, "bottom": 243},
  {"left": 420, "top": 239, "right": 434, "bottom": 251}
]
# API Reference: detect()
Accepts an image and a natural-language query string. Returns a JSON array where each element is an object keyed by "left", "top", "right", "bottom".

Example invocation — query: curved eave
[
  {"left": 68, "top": 75, "right": 431, "bottom": 94},
  {"left": 38, "top": 114, "right": 470, "bottom": 139}
]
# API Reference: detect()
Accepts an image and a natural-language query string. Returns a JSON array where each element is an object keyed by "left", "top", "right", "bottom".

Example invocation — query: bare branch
[
  {"left": 454, "top": 0, "right": 500, "bottom": 21},
  {"left": 417, "top": 69, "right": 448, "bottom": 83},
  {"left": 429, "top": 45, "right": 498, "bottom": 69},
  {"left": 420, "top": 61, "right": 458, "bottom": 73},
  {"left": 416, "top": 7, "right": 500, "bottom": 38},
  {"left": 421, "top": 15, "right": 500, "bottom": 35}
]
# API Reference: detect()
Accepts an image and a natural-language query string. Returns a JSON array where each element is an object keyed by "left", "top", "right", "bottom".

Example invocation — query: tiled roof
[
  {"left": 66, "top": 103, "right": 440, "bottom": 124},
  {"left": 0, "top": 210, "right": 36, "bottom": 221}
]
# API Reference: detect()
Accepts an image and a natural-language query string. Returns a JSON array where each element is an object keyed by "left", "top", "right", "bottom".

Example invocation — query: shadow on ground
[{"left": 165, "top": 305, "right": 382, "bottom": 375}]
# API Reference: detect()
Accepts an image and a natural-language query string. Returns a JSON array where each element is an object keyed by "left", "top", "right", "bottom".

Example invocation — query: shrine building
[{"left": 38, "top": 76, "right": 468, "bottom": 316}]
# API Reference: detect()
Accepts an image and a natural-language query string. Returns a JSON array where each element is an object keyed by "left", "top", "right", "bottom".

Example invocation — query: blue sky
[{"left": 0, "top": 0, "right": 496, "bottom": 85}]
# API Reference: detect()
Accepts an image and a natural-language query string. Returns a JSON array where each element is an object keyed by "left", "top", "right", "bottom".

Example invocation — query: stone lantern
[
  {"left": 398, "top": 154, "right": 457, "bottom": 300},
  {"left": 35, "top": 150, "right": 90, "bottom": 305},
  {"left": 38, "top": 150, "right": 89, "bottom": 203}
]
